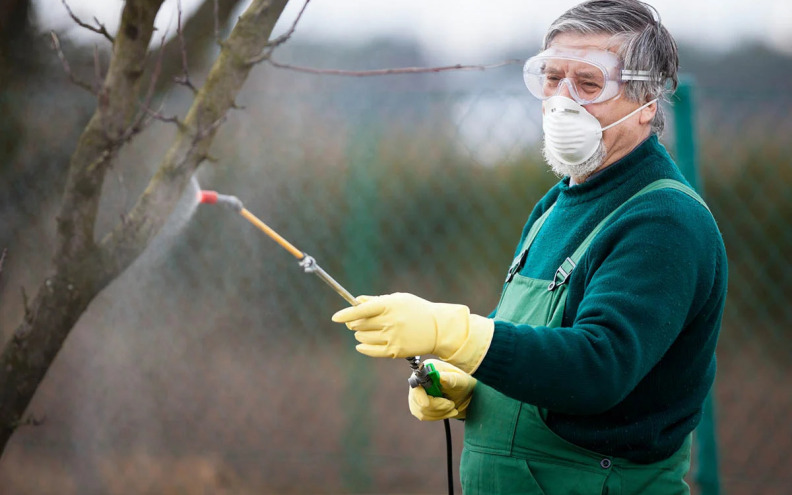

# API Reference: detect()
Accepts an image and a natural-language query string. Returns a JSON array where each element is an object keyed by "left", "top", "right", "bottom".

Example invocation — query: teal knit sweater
[{"left": 473, "top": 136, "right": 728, "bottom": 464}]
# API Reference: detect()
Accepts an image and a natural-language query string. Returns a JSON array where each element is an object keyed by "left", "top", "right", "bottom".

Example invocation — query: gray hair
[{"left": 543, "top": 0, "right": 679, "bottom": 135}]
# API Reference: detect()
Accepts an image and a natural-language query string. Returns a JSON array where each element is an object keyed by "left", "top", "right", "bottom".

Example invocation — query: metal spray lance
[{"left": 197, "top": 190, "right": 442, "bottom": 397}]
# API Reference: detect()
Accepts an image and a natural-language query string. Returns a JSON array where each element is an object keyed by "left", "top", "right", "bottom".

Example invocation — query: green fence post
[
  {"left": 340, "top": 116, "right": 381, "bottom": 492},
  {"left": 673, "top": 77, "right": 721, "bottom": 495},
  {"left": 673, "top": 78, "right": 702, "bottom": 191},
  {"left": 697, "top": 392, "right": 721, "bottom": 495}
]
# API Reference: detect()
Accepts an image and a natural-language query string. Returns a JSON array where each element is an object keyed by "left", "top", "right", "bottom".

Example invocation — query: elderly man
[{"left": 332, "top": 1, "right": 728, "bottom": 493}]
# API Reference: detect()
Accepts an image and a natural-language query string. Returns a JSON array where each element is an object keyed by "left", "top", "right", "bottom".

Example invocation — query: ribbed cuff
[{"left": 470, "top": 320, "right": 516, "bottom": 386}]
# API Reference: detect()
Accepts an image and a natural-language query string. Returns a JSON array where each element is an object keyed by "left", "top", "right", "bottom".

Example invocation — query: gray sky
[{"left": 35, "top": 0, "right": 792, "bottom": 58}]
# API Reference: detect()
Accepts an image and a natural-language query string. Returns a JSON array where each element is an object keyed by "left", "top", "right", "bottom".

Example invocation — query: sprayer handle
[{"left": 408, "top": 362, "right": 443, "bottom": 397}]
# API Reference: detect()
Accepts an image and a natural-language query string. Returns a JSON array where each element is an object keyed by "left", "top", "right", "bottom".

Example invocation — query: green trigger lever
[{"left": 407, "top": 359, "right": 443, "bottom": 397}]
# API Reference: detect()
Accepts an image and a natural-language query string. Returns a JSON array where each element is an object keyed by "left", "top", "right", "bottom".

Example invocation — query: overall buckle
[
  {"left": 505, "top": 249, "right": 528, "bottom": 283},
  {"left": 548, "top": 257, "right": 576, "bottom": 291}
]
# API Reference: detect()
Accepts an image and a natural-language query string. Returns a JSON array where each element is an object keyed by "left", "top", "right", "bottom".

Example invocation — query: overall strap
[
  {"left": 505, "top": 203, "right": 556, "bottom": 283},
  {"left": 525, "top": 203, "right": 557, "bottom": 254},
  {"left": 548, "top": 179, "right": 710, "bottom": 291}
]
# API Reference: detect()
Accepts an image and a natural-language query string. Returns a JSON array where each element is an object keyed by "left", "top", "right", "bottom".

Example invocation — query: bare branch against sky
[
  {"left": 33, "top": 0, "right": 792, "bottom": 56},
  {"left": 266, "top": 58, "right": 523, "bottom": 77}
]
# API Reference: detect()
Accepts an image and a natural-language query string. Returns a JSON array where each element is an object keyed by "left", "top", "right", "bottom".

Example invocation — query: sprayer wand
[{"left": 197, "top": 190, "right": 442, "bottom": 397}]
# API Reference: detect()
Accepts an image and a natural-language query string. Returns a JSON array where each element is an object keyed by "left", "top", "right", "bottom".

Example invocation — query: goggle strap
[{"left": 621, "top": 70, "right": 664, "bottom": 82}]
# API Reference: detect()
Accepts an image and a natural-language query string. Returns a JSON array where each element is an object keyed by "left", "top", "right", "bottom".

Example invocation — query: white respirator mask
[{"left": 542, "top": 96, "right": 658, "bottom": 167}]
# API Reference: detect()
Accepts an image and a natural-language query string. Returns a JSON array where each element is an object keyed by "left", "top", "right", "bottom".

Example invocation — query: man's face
[{"left": 542, "top": 32, "right": 656, "bottom": 174}]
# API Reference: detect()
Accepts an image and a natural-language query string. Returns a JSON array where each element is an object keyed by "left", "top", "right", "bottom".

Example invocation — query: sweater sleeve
[{"left": 473, "top": 191, "right": 721, "bottom": 415}]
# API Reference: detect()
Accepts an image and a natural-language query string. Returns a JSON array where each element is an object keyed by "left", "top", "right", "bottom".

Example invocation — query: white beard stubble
[{"left": 542, "top": 139, "right": 607, "bottom": 182}]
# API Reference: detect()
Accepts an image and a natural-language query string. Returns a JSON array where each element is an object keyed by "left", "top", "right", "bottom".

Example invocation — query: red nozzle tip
[{"left": 198, "top": 190, "right": 219, "bottom": 204}]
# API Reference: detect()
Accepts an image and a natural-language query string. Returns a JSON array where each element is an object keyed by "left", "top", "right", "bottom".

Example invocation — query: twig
[
  {"left": 173, "top": 0, "right": 198, "bottom": 93},
  {"left": 143, "top": 105, "right": 185, "bottom": 128},
  {"left": 50, "top": 32, "right": 95, "bottom": 93},
  {"left": 142, "top": 33, "right": 168, "bottom": 118},
  {"left": 119, "top": 30, "right": 185, "bottom": 138},
  {"left": 266, "top": 58, "right": 523, "bottom": 77},
  {"left": 268, "top": 0, "right": 310, "bottom": 49},
  {"left": 60, "top": 0, "right": 114, "bottom": 43},
  {"left": 248, "top": 0, "right": 311, "bottom": 64},
  {"left": 118, "top": 34, "right": 184, "bottom": 146}
]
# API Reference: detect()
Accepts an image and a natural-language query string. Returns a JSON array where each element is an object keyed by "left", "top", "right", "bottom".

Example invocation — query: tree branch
[
  {"left": 101, "top": 0, "right": 289, "bottom": 278},
  {"left": 147, "top": 0, "right": 247, "bottom": 95},
  {"left": 270, "top": 0, "right": 310, "bottom": 48},
  {"left": 49, "top": 32, "right": 95, "bottom": 93},
  {"left": 115, "top": 33, "right": 180, "bottom": 145},
  {"left": 247, "top": 0, "right": 310, "bottom": 64},
  {"left": 0, "top": 0, "right": 167, "bottom": 454},
  {"left": 60, "top": 0, "right": 114, "bottom": 43},
  {"left": 54, "top": 0, "right": 166, "bottom": 270},
  {"left": 266, "top": 58, "right": 523, "bottom": 76},
  {"left": 144, "top": 107, "right": 184, "bottom": 127},
  {"left": 173, "top": 0, "right": 198, "bottom": 93},
  {"left": 132, "top": 33, "right": 171, "bottom": 130}
]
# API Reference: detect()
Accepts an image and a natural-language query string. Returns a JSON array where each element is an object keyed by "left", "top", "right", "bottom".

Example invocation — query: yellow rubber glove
[
  {"left": 408, "top": 359, "right": 477, "bottom": 420},
  {"left": 331, "top": 293, "right": 494, "bottom": 373}
]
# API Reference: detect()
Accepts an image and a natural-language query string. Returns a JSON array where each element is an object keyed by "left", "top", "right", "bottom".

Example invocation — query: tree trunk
[
  {"left": 0, "top": 0, "right": 32, "bottom": 178},
  {"left": 0, "top": 0, "right": 290, "bottom": 456}
]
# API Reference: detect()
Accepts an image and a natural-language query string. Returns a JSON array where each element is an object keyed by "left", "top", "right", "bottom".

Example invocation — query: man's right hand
[{"left": 408, "top": 359, "right": 477, "bottom": 421}]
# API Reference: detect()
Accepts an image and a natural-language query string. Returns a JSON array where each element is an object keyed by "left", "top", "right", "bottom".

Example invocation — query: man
[{"left": 332, "top": 1, "right": 728, "bottom": 493}]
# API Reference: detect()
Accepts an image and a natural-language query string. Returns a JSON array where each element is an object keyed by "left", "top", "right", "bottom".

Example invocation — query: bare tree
[
  {"left": 0, "top": 0, "right": 290, "bottom": 455},
  {"left": 0, "top": 0, "right": 522, "bottom": 458}
]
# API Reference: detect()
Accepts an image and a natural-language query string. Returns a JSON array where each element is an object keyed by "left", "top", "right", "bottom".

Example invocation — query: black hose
[{"left": 444, "top": 418, "right": 454, "bottom": 495}]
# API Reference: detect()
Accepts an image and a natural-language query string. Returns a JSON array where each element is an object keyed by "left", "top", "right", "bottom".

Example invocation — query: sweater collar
[{"left": 556, "top": 135, "right": 660, "bottom": 204}]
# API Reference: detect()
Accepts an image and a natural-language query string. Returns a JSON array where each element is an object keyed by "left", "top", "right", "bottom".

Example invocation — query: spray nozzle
[{"left": 198, "top": 190, "right": 243, "bottom": 212}]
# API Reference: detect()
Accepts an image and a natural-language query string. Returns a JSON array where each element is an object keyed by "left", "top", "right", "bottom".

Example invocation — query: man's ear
[{"left": 639, "top": 100, "right": 658, "bottom": 125}]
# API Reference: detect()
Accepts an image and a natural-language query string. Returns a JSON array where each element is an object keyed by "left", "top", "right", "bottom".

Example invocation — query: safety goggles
[{"left": 523, "top": 47, "right": 658, "bottom": 105}]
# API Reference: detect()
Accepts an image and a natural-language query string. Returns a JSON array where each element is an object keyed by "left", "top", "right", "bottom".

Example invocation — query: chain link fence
[
  {"left": 0, "top": 67, "right": 790, "bottom": 494},
  {"left": 691, "top": 87, "right": 792, "bottom": 495}
]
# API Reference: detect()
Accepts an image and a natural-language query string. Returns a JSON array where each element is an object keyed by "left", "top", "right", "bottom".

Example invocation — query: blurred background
[{"left": 0, "top": 0, "right": 790, "bottom": 493}]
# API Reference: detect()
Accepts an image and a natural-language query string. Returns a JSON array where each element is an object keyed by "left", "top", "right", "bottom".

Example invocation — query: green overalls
[{"left": 461, "top": 179, "right": 708, "bottom": 495}]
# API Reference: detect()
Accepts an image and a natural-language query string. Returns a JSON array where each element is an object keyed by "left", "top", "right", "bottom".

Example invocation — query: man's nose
[{"left": 556, "top": 79, "right": 575, "bottom": 99}]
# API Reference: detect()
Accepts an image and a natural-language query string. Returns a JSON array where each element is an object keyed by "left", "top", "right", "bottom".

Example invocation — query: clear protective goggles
[{"left": 523, "top": 47, "right": 658, "bottom": 105}]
